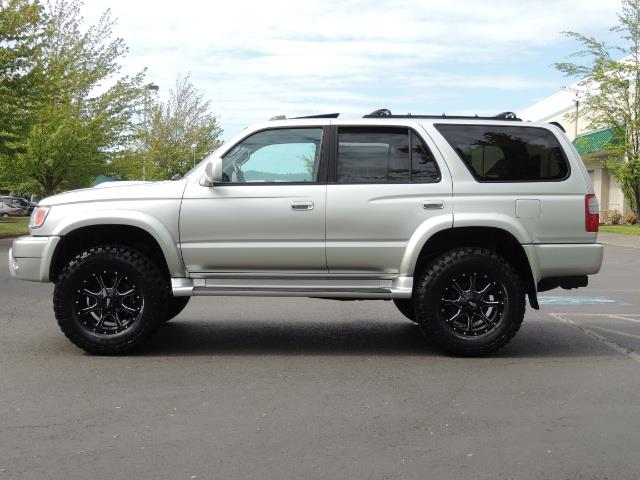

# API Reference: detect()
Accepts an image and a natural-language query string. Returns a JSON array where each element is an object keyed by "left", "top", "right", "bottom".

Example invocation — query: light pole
[
  {"left": 192, "top": 143, "right": 197, "bottom": 169},
  {"left": 143, "top": 83, "right": 159, "bottom": 180}
]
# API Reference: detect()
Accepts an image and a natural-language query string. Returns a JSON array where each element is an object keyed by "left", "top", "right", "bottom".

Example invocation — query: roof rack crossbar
[
  {"left": 292, "top": 113, "right": 340, "bottom": 119},
  {"left": 270, "top": 113, "right": 340, "bottom": 120},
  {"left": 362, "top": 109, "right": 522, "bottom": 121}
]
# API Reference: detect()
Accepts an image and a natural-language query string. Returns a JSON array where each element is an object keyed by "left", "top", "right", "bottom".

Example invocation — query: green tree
[
  {"left": 140, "top": 74, "right": 223, "bottom": 180},
  {"left": 7, "top": 0, "right": 148, "bottom": 195},
  {"left": 20, "top": 101, "right": 103, "bottom": 193},
  {"left": 0, "top": 0, "right": 42, "bottom": 185},
  {"left": 555, "top": 0, "right": 640, "bottom": 218}
]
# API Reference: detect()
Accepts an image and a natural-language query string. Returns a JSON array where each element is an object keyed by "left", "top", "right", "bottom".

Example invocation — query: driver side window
[{"left": 222, "top": 128, "right": 323, "bottom": 183}]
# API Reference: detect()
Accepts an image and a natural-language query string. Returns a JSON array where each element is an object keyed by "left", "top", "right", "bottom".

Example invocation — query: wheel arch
[
  {"left": 406, "top": 226, "right": 539, "bottom": 309},
  {"left": 49, "top": 214, "right": 185, "bottom": 282}
]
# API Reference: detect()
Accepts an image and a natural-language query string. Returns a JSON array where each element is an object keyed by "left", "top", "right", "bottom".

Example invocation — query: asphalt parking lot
[{"left": 1, "top": 237, "right": 639, "bottom": 480}]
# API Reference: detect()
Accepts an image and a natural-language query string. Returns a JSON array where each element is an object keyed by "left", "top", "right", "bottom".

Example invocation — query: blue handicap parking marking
[{"left": 539, "top": 296, "right": 631, "bottom": 306}]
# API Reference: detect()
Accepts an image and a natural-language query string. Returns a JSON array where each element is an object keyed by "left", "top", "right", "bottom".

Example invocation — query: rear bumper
[
  {"left": 8, "top": 235, "right": 60, "bottom": 282},
  {"left": 524, "top": 243, "right": 604, "bottom": 282}
]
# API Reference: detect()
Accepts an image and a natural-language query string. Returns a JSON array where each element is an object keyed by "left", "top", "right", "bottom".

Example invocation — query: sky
[{"left": 82, "top": 0, "right": 622, "bottom": 139}]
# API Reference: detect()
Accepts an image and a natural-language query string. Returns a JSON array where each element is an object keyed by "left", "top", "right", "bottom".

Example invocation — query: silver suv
[{"left": 8, "top": 110, "right": 603, "bottom": 355}]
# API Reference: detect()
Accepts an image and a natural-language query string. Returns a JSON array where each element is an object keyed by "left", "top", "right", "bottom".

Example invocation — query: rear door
[{"left": 325, "top": 124, "right": 453, "bottom": 274}]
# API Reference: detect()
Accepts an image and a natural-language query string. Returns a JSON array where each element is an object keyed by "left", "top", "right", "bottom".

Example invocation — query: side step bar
[
  {"left": 194, "top": 286, "right": 394, "bottom": 298},
  {"left": 171, "top": 277, "right": 413, "bottom": 299}
]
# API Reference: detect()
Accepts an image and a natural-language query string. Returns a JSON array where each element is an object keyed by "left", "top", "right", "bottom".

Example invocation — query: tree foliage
[
  {"left": 0, "top": 0, "right": 42, "bottom": 162},
  {"left": 139, "top": 74, "right": 223, "bottom": 181},
  {"left": 0, "top": 1, "right": 223, "bottom": 195},
  {"left": 555, "top": 0, "right": 640, "bottom": 217},
  {"left": 11, "top": 0, "right": 148, "bottom": 194}
]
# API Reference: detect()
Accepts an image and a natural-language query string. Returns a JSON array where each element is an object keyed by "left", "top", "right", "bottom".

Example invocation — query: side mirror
[{"left": 200, "top": 157, "right": 223, "bottom": 186}]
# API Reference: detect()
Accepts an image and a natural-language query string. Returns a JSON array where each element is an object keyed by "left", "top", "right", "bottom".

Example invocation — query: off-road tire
[
  {"left": 414, "top": 247, "right": 526, "bottom": 356},
  {"left": 53, "top": 245, "right": 168, "bottom": 354},
  {"left": 393, "top": 299, "right": 417, "bottom": 323},
  {"left": 163, "top": 296, "right": 190, "bottom": 323}
]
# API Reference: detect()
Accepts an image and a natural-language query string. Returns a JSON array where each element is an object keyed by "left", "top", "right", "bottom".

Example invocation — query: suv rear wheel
[
  {"left": 414, "top": 247, "right": 525, "bottom": 356},
  {"left": 53, "top": 245, "right": 168, "bottom": 354},
  {"left": 163, "top": 296, "right": 190, "bottom": 323}
]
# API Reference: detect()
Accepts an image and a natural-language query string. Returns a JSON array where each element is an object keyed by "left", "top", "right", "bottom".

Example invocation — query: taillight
[{"left": 585, "top": 194, "right": 599, "bottom": 232}]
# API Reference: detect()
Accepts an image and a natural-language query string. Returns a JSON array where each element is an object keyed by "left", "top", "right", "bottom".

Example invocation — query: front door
[{"left": 180, "top": 127, "right": 328, "bottom": 273}]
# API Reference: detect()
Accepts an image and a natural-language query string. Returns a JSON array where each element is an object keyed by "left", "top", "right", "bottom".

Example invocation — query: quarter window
[
  {"left": 410, "top": 131, "right": 440, "bottom": 182},
  {"left": 222, "top": 128, "right": 323, "bottom": 183},
  {"left": 336, "top": 127, "right": 440, "bottom": 183},
  {"left": 435, "top": 124, "right": 569, "bottom": 182}
]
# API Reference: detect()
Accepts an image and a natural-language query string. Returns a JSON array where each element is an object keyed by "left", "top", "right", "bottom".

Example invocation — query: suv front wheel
[
  {"left": 414, "top": 247, "right": 525, "bottom": 356},
  {"left": 393, "top": 299, "right": 417, "bottom": 323},
  {"left": 53, "top": 245, "right": 168, "bottom": 354}
]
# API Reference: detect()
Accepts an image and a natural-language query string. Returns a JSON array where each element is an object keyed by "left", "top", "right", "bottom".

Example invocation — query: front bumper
[{"left": 8, "top": 235, "right": 60, "bottom": 282}]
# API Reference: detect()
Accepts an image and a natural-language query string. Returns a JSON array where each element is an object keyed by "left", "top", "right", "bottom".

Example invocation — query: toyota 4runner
[{"left": 8, "top": 110, "right": 604, "bottom": 355}]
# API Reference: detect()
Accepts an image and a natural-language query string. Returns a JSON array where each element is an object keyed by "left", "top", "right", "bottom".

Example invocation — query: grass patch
[
  {"left": 599, "top": 224, "right": 640, "bottom": 235},
  {"left": 0, "top": 216, "right": 29, "bottom": 237}
]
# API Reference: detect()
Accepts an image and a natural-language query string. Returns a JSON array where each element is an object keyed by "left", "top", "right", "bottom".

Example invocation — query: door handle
[
  {"left": 291, "top": 201, "right": 314, "bottom": 211},
  {"left": 423, "top": 200, "right": 444, "bottom": 210}
]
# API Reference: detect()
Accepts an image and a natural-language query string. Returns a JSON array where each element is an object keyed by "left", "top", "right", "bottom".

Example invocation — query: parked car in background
[
  {"left": 0, "top": 200, "right": 24, "bottom": 217},
  {"left": 8, "top": 197, "right": 36, "bottom": 214},
  {"left": 0, "top": 196, "right": 29, "bottom": 215}
]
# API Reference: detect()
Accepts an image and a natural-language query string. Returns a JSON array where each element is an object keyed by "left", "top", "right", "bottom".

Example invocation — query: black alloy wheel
[
  {"left": 414, "top": 247, "right": 526, "bottom": 356},
  {"left": 74, "top": 270, "right": 144, "bottom": 335},
  {"left": 439, "top": 272, "right": 506, "bottom": 337},
  {"left": 54, "top": 245, "right": 168, "bottom": 354}
]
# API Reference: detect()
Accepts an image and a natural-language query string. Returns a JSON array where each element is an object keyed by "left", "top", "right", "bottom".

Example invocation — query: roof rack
[
  {"left": 548, "top": 121, "right": 566, "bottom": 133},
  {"left": 362, "top": 109, "right": 522, "bottom": 121},
  {"left": 269, "top": 113, "right": 340, "bottom": 121},
  {"left": 293, "top": 113, "right": 340, "bottom": 119}
]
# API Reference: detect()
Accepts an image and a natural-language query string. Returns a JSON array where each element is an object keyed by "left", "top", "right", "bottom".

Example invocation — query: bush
[
  {"left": 610, "top": 209, "right": 623, "bottom": 224},
  {"left": 626, "top": 212, "right": 637, "bottom": 225}
]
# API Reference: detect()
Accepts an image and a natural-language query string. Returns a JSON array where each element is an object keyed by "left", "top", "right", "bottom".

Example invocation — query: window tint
[
  {"left": 411, "top": 131, "right": 440, "bottom": 182},
  {"left": 222, "top": 128, "right": 323, "bottom": 183},
  {"left": 337, "top": 127, "right": 440, "bottom": 183},
  {"left": 435, "top": 124, "right": 569, "bottom": 182}
]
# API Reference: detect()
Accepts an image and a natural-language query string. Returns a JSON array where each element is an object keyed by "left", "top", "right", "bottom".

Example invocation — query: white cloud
[{"left": 82, "top": 0, "right": 620, "bottom": 136}]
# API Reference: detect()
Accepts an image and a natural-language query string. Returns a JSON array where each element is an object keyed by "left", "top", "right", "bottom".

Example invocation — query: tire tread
[
  {"left": 53, "top": 245, "right": 167, "bottom": 354},
  {"left": 415, "top": 247, "right": 526, "bottom": 356}
]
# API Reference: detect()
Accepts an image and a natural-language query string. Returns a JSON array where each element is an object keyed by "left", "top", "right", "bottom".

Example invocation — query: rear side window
[
  {"left": 336, "top": 127, "right": 440, "bottom": 183},
  {"left": 435, "top": 124, "right": 569, "bottom": 182}
]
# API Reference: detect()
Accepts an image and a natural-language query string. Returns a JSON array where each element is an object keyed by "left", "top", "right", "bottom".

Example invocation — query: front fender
[{"left": 51, "top": 210, "right": 186, "bottom": 277}]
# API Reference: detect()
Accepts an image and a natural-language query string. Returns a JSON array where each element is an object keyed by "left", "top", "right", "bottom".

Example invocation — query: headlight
[{"left": 30, "top": 206, "right": 50, "bottom": 229}]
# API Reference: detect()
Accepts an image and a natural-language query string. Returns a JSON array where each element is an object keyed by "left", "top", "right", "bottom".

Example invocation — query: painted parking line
[
  {"left": 548, "top": 313, "right": 640, "bottom": 321},
  {"left": 550, "top": 313, "right": 640, "bottom": 363},
  {"left": 604, "top": 315, "right": 640, "bottom": 323},
  {"left": 588, "top": 325, "right": 640, "bottom": 341},
  {"left": 539, "top": 296, "right": 631, "bottom": 306}
]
